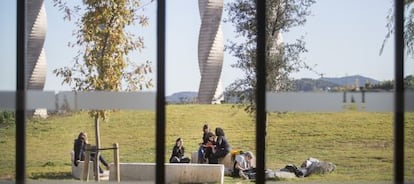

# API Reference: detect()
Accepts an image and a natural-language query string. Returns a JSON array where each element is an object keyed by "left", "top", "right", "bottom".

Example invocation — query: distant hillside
[
  {"left": 292, "top": 75, "right": 380, "bottom": 91},
  {"left": 166, "top": 91, "right": 197, "bottom": 103},
  {"left": 166, "top": 76, "right": 381, "bottom": 99},
  {"left": 320, "top": 75, "right": 380, "bottom": 87}
]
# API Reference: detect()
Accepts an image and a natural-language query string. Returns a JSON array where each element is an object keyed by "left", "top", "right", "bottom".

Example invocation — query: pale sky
[{"left": 1, "top": 0, "right": 412, "bottom": 95}]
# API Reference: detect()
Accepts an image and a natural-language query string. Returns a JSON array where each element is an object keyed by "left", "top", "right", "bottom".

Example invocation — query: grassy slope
[{"left": 0, "top": 104, "right": 413, "bottom": 183}]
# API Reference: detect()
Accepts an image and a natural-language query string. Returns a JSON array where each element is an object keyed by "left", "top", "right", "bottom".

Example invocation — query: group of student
[
  {"left": 169, "top": 124, "right": 230, "bottom": 164},
  {"left": 73, "top": 125, "right": 255, "bottom": 180},
  {"left": 169, "top": 124, "right": 255, "bottom": 180}
]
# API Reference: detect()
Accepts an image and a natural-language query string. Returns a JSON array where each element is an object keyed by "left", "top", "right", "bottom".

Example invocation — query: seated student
[
  {"left": 233, "top": 151, "right": 255, "bottom": 180},
  {"left": 208, "top": 127, "right": 230, "bottom": 164},
  {"left": 202, "top": 132, "right": 216, "bottom": 162},
  {"left": 169, "top": 137, "right": 191, "bottom": 163},
  {"left": 73, "top": 131, "right": 109, "bottom": 174},
  {"left": 197, "top": 124, "right": 211, "bottom": 163}
]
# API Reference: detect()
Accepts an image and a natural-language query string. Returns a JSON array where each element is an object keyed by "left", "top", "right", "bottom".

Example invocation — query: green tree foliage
[
  {"left": 364, "top": 75, "right": 414, "bottom": 90},
  {"left": 0, "top": 111, "right": 15, "bottom": 125},
  {"left": 381, "top": 0, "right": 414, "bottom": 56},
  {"left": 225, "top": 0, "right": 315, "bottom": 113},
  {"left": 404, "top": 74, "right": 414, "bottom": 89},
  {"left": 371, "top": 80, "right": 394, "bottom": 91}
]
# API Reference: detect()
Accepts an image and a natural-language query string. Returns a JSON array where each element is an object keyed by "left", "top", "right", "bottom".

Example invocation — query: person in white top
[{"left": 233, "top": 151, "right": 255, "bottom": 179}]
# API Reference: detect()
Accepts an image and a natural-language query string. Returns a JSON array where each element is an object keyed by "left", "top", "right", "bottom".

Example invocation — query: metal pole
[
  {"left": 256, "top": 0, "right": 266, "bottom": 183},
  {"left": 156, "top": 0, "right": 166, "bottom": 183},
  {"left": 394, "top": 0, "right": 404, "bottom": 183},
  {"left": 16, "top": 0, "right": 26, "bottom": 183}
]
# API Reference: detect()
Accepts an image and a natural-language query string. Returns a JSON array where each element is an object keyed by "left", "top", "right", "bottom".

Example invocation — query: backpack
[{"left": 281, "top": 164, "right": 304, "bottom": 177}]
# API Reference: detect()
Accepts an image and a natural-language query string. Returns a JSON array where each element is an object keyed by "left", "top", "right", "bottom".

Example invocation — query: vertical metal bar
[
  {"left": 256, "top": 0, "right": 266, "bottom": 183},
  {"left": 394, "top": 0, "right": 404, "bottom": 183},
  {"left": 16, "top": 0, "right": 26, "bottom": 183},
  {"left": 156, "top": 0, "right": 166, "bottom": 183}
]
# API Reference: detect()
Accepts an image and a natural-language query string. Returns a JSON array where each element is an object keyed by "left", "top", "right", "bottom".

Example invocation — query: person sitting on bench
[
  {"left": 207, "top": 127, "right": 231, "bottom": 164},
  {"left": 73, "top": 131, "right": 109, "bottom": 174},
  {"left": 197, "top": 124, "right": 212, "bottom": 163},
  {"left": 203, "top": 132, "right": 216, "bottom": 163}
]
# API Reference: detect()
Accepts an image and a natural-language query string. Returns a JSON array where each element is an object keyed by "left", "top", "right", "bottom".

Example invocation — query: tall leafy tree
[
  {"left": 53, "top": 0, "right": 154, "bottom": 178},
  {"left": 405, "top": 75, "right": 414, "bottom": 89},
  {"left": 225, "top": 0, "right": 315, "bottom": 113},
  {"left": 381, "top": 0, "right": 414, "bottom": 56}
]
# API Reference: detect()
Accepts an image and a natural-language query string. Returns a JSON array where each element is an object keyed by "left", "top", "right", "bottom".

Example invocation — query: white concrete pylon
[
  {"left": 27, "top": 0, "right": 47, "bottom": 118},
  {"left": 26, "top": 0, "right": 47, "bottom": 90},
  {"left": 197, "top": 0, "right": 224, "bottom": 104}
]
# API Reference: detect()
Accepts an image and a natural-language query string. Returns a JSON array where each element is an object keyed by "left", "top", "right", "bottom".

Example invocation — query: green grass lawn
[{"left": 0, "top": 104, "right": 413, "bottom": 183}]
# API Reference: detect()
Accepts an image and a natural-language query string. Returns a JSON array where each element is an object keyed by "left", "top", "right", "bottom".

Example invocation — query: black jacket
[
  {"left": 216, "top": 136, "right": 230, "bottom": 153},
  {"left": 73, "top": 138, "right": 85, "bottom": 166},
  {"left": 169, "top": 145, "right": 185, "bottom": 161}
]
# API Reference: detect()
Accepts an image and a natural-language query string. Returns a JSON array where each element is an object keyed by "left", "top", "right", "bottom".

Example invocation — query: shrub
[{"left": 0, "top": 111, "right": 15, "bottom": 125}]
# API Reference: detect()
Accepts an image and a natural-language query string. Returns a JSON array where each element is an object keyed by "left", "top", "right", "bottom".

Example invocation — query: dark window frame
[{"left": 15, "top": 0, "right": 405, "bottom": 183}]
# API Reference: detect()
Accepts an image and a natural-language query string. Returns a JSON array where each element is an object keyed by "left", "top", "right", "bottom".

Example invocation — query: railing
[{"left": 82, "top": 143, "right": 120, "bottom": 182}]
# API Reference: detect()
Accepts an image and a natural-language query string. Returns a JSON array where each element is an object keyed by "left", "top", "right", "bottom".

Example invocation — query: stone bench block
[
  {"left": 191, "top": 151, "right": 199, "bottom": 163},
  {"left": 109, "top": 163, "right": 224, "bottom": 183},
  {"left": 70, "top": 151, "right": 94, "bottom": 179}
]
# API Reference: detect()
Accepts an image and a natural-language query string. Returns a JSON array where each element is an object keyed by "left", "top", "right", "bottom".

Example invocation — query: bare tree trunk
[{"left": 94, "top": 114, "right": 101, "bottom": 181}]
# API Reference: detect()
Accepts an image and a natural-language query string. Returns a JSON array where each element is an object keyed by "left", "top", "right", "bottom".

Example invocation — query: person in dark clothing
[
  {"left": 73, "top": 132, "right": 109, "bottom": 174},
  {"left": 197, "top": 124, "right": 212, "bottom": 163},
  {"left": 203, "top": 132, "right": 216, "bottom": 162},
  {"left": 201, "top": 124, "right": 210, "bottom": 144},
  {"left": 169, "top": 137, "right": 191, "bottom": 163},
  {"left": 208, "top": 127, "right": 231, "bottom": 164}
]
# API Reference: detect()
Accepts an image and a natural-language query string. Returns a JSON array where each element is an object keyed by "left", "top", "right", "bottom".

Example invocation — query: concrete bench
[
  {"left": 70, "top": 152, "right": 111, "bottom": 180},
  {"left": 109, "top": 163, "right": 224, "bottom": 183},
  {"left": 70, "top": 151, "right": 94, "bottom": 179},
  {"left": 191, "top": 151, "right": 235, "bottom": 176},
  {"left": 218, "top": 153, "right": 233, "bottom": 169},
  {"left": 191, "top": 152, "right": 233, "bottom": 166}
]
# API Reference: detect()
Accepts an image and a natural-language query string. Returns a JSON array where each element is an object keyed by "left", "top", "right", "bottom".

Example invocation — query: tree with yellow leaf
[{"left": 53, "top": 0, "right": 154, "bottom": 179}]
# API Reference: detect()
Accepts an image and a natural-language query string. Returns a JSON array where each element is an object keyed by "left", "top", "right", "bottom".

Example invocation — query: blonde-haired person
[
  {"left": 233, "top": 151, "right": 255, "bottom": 180},
  {"left": 73, "top": 132, "right": 109, "bottom": 173}
]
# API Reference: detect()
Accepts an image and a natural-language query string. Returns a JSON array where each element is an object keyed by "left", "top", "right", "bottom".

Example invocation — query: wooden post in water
[{"left": 113, "top": 143, "right": 120, "bottom": 182}]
